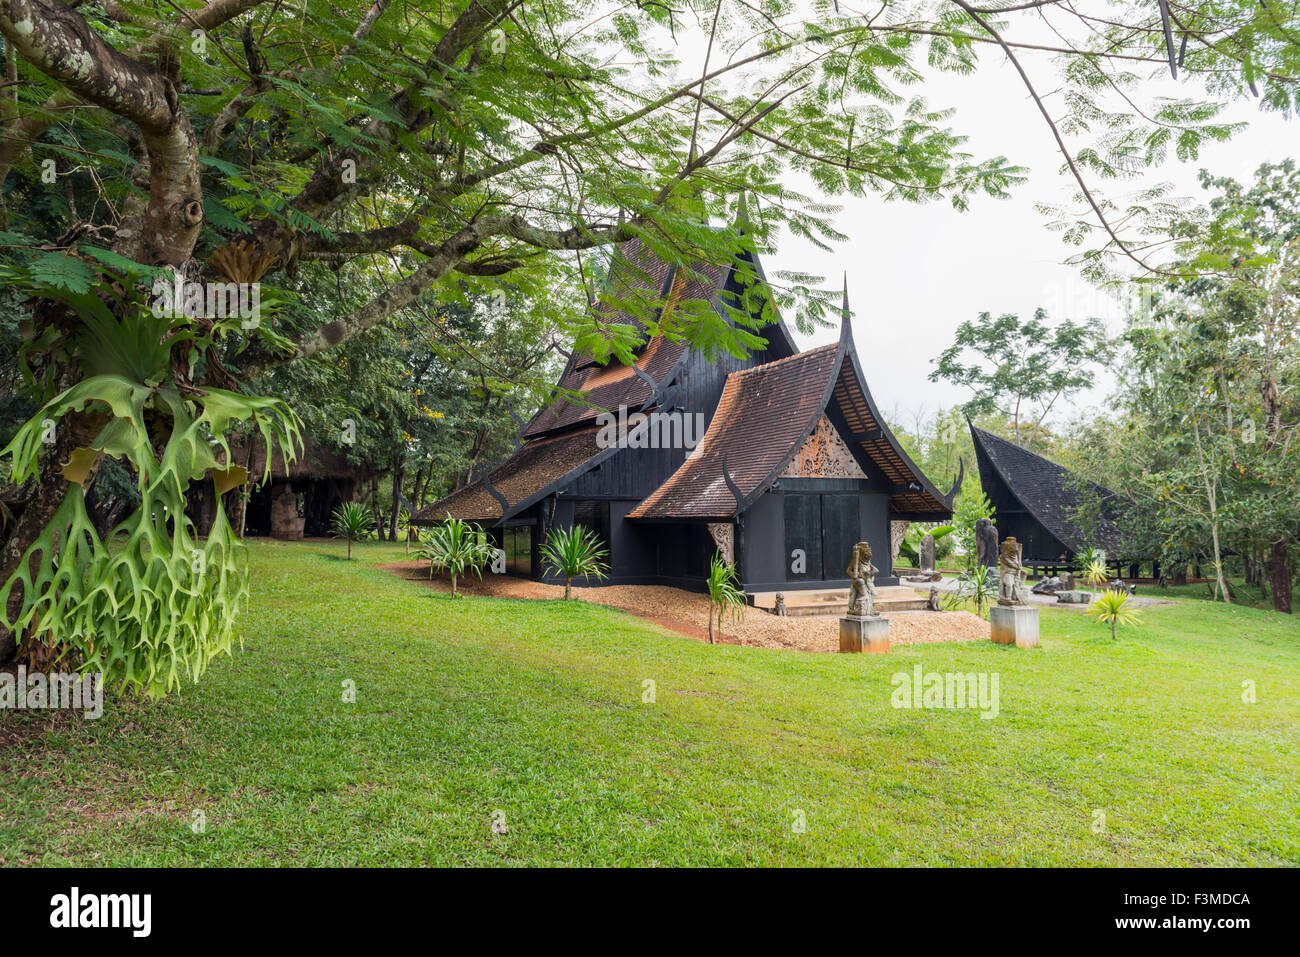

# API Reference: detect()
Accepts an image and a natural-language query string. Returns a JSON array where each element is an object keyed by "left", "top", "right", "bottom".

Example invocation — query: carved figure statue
[
  {"left": 774, "top": 593, "right": 788, "bottom": 617},
  {"left": 998, "top": 536, "right": 1028, "bottom": 606},
  {"left": 846, "top": 541, "right": 879, "bottom": 617}
]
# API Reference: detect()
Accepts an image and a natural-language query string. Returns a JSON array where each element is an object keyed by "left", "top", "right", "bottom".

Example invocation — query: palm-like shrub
[
  {"left": 1087, "top": 589, "right": 1141, "bottom": 640},
  {"left": 417, "top": 515, "right": 496, "bottom": 597},
  {"left": 539, "top": 525, "right": 609, "bottom": 599},
  {"left": 1074, "top": 547, "right": 1109, "bottom": 588},
  {"left": 948, "top": 562, "right": 998, "bottom": 616},
  {"left": 705, "top": 554, "right": 746, "bottom": 644},
  {"left": 1080, "top": 559, "right": 1109, "bottom": 590},
  {"left": 397, "top": 508, "right": 418, "bottom": 554},
  {"left": 331, "top": 501, "right": 374, "bottom": 560}
]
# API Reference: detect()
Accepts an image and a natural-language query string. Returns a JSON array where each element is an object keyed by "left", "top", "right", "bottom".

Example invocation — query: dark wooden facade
[
  {"left": 969, "top": 424, "right": 1124, "bottom": 566},
  {"left": 416, "top": 227, "right": 955, "bottom": 595}
]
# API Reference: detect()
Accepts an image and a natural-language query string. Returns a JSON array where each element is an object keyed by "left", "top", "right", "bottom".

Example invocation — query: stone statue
[
  {"left": 927, "top": 585, "right": 941, "bottom": 612},
  {"left": 976, "top": 518, "right": 998, "bottom": 569},
  {"left": 774, "top": 593, "right": 788, "bottom": 617},
  {"left": 998, "top": 536, "right": 1028, "bottom": 606},
  {"left": 920, "top": 533, "right": 936, "bottom": 572},
  {"left": 846, "top": 541, "right": 879, "bottom": 617}
]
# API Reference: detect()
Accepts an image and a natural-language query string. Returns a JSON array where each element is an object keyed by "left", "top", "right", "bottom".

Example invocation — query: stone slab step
[
  {"left": 778, "top": 597, "right": 931, "bottom": 616},
  {"left": 750, "top": 586, "right": 921, "bottom": 610}
]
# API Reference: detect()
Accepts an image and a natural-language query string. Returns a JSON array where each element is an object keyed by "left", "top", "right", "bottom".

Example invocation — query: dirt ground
[{"left": 382, "top": 561, "right": 990, "bottom": 653}]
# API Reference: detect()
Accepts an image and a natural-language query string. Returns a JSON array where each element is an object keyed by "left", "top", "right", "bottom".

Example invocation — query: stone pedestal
[
  {"left": 840, "top": 615, "right": 890, "bottom": 654},
  {"left": 990, "top": 604, "right": 1039, "bottom": 649},
  {"left": 1055, "top": 590, "right": 1092, "bottom": 604}
]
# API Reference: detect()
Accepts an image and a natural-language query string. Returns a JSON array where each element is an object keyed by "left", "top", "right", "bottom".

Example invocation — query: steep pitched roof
[
  {"left": 969, "top": 425, "right": 1122, "bottom": 553},
  {"left": 629, "top": 312, "right": 952, "bottom": 521},
  {"left": 523, "top": 228, "right": 798, "bottom": 440},
  {"left": 628, "top": 344, "right": 840, "bottom": 520}
]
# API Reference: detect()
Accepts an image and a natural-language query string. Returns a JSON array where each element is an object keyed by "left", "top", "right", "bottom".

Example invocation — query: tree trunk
[
  {"left": 370, "top": 477, "right": 384, "bottom": 541},
  {"left": 707, "top": 604, "right": 715, "bottom": 644},
  {"left": 564, "top": 577, "right": 571, "bottom": 601},
  {"left": 1271, "top": 541, "right": 1292, "bottom": 614},
  {"left": 388, "top": 451, "right": 402, "bottom": 541},
  {"left": 347, "top": 537, "right": 353, "bottom": 561},
  {"left": 451, "top": 572, "right": 458, "bottom": 598}
]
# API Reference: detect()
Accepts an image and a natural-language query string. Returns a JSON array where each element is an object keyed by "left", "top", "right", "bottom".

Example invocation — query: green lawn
[{"left": 2, "top": 540, "right": 1297, "bottom": 866}]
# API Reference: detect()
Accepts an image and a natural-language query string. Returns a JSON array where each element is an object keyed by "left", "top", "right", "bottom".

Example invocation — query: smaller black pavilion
[{"left": 969, "top": 424, "right": 1125, "bottom": 570}]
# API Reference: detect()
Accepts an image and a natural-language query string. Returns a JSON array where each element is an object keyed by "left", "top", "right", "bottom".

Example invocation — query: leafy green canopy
[
  {"left": 5, "top": 1, "right": 1291, "bottom": 371},
  {"left": 1060, "top": 161, "right": 1300, "bottom": 607},
  {"left": 929, "top": 308, "right": 1111, "bottom": 449}
]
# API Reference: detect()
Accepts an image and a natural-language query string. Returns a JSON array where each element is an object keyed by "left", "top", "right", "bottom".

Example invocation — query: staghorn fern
[{"left": 0, "top": 266, "right": 301, "bottom": 698}]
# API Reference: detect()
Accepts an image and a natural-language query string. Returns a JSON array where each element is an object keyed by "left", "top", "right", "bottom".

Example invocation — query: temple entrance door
[
  {"left": 821, "top": 495, "right": 859, "bottom": 582},
  {"left": 783, "top": 494, "right": 823, "bottom": 582}
]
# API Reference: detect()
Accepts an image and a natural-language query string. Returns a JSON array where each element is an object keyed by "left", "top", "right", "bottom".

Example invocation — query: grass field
[{"left": 2, "top": 540, "right": 1297, "bottom": 866}]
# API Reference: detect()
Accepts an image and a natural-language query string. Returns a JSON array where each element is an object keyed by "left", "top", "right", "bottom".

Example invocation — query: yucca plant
[
  {"left": 947, "top": 562, "right": 998, "bottom": 616},
  {"left": 1086, "top": 589, "right": 1141, "bottom": 640},
  {"left": 1075, "top": 547, "right": 1109, "bottom": 589},
  {"left": 1080, "top": 559, "right": 1109, "bottom": 590},
  {"left": 705, "top": 554, "right": 747, "bottom": 644},
  {"left": 397, "top": 508, "right": 418, "bottom": 554},
  {"left": 331, "top": 501, "right": 374, "bottom": 560},
  {"left": 539, "top": 524, "right": 609, "bottom": 600},
  {"left": 417, "top": 515, "right": 496, "bottom": 597}
]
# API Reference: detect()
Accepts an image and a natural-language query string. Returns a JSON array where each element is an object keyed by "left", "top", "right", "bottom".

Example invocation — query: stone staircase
[{"left": 750, "top": 586, "right": 930, "bottom": 617}]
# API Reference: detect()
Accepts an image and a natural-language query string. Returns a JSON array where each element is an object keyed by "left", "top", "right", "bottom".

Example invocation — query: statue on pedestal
[
  {"left": 998, "top": 536, "right": 1028, "bottom": 606},
  {"left": 846, "top": 541, "right": 879, "bottom": 617}
]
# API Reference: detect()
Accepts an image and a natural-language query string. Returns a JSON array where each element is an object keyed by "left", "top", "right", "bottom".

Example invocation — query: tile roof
[
  {"left": 970, "top": 426, "right": 1122, "bottom": 553},
  {"left": 628, "top": 318, "right": 953, "bottom": 521},
  {"left": 413, "top": 427, "right": 606, "bottom": 523},
  {"left": 628, "top": 345, "right": 841, "bottom": 520}
]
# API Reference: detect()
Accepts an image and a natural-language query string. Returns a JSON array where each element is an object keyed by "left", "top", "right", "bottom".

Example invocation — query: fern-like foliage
[{"left": 0, "top": 264, "right": 301, "bottom": 697}]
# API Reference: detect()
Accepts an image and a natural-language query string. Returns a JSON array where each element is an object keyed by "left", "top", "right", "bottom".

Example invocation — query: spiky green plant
[
  {"left": 331, "top": 502, "right": 374, "bottom": 560},
  {"left": 1087, "top": 589, "right": 1141, "bottom": 640},
  {"left": 705, "top": 553, "right": 746, "bottom": 644},
  {"left": 1080, "top": 558, "right": 1110, "bottom": 590},
  {"left": 397, "top": 508, "right": 417, "bottom": 554},
  {"left": 418, "top": 515, "right": 496, "bottom": 597},
  {"left": 947, "top": 562, "right": 998, "bottom": 617},
  {"left": 538, "top": 524, "right": 609, "bottom": 600}
]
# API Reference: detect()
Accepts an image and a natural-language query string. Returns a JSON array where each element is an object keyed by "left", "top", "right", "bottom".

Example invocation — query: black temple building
[{"left": 416, "top": 228, "right": 956, "bottom": 594}]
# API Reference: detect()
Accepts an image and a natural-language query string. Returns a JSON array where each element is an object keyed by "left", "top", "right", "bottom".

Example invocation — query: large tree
[
  {"left": 928, "top": 308, "right": 1110, "bottom": 447},
  {"left": 1, "top": 0, "right": 1296, "bottom": 684}
]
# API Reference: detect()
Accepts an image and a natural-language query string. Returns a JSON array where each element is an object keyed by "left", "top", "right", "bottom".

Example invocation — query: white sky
[
  {"left": 657, "top": 8, "right": 1298, "bottom": 432},
  {"left": 770, "top": 67, "right": 1296, "bottom": 428}
]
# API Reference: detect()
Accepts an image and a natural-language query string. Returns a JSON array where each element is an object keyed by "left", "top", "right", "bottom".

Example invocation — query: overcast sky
[{"left": 686, "top": 19, "right": 1299, "bottom": 431}]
